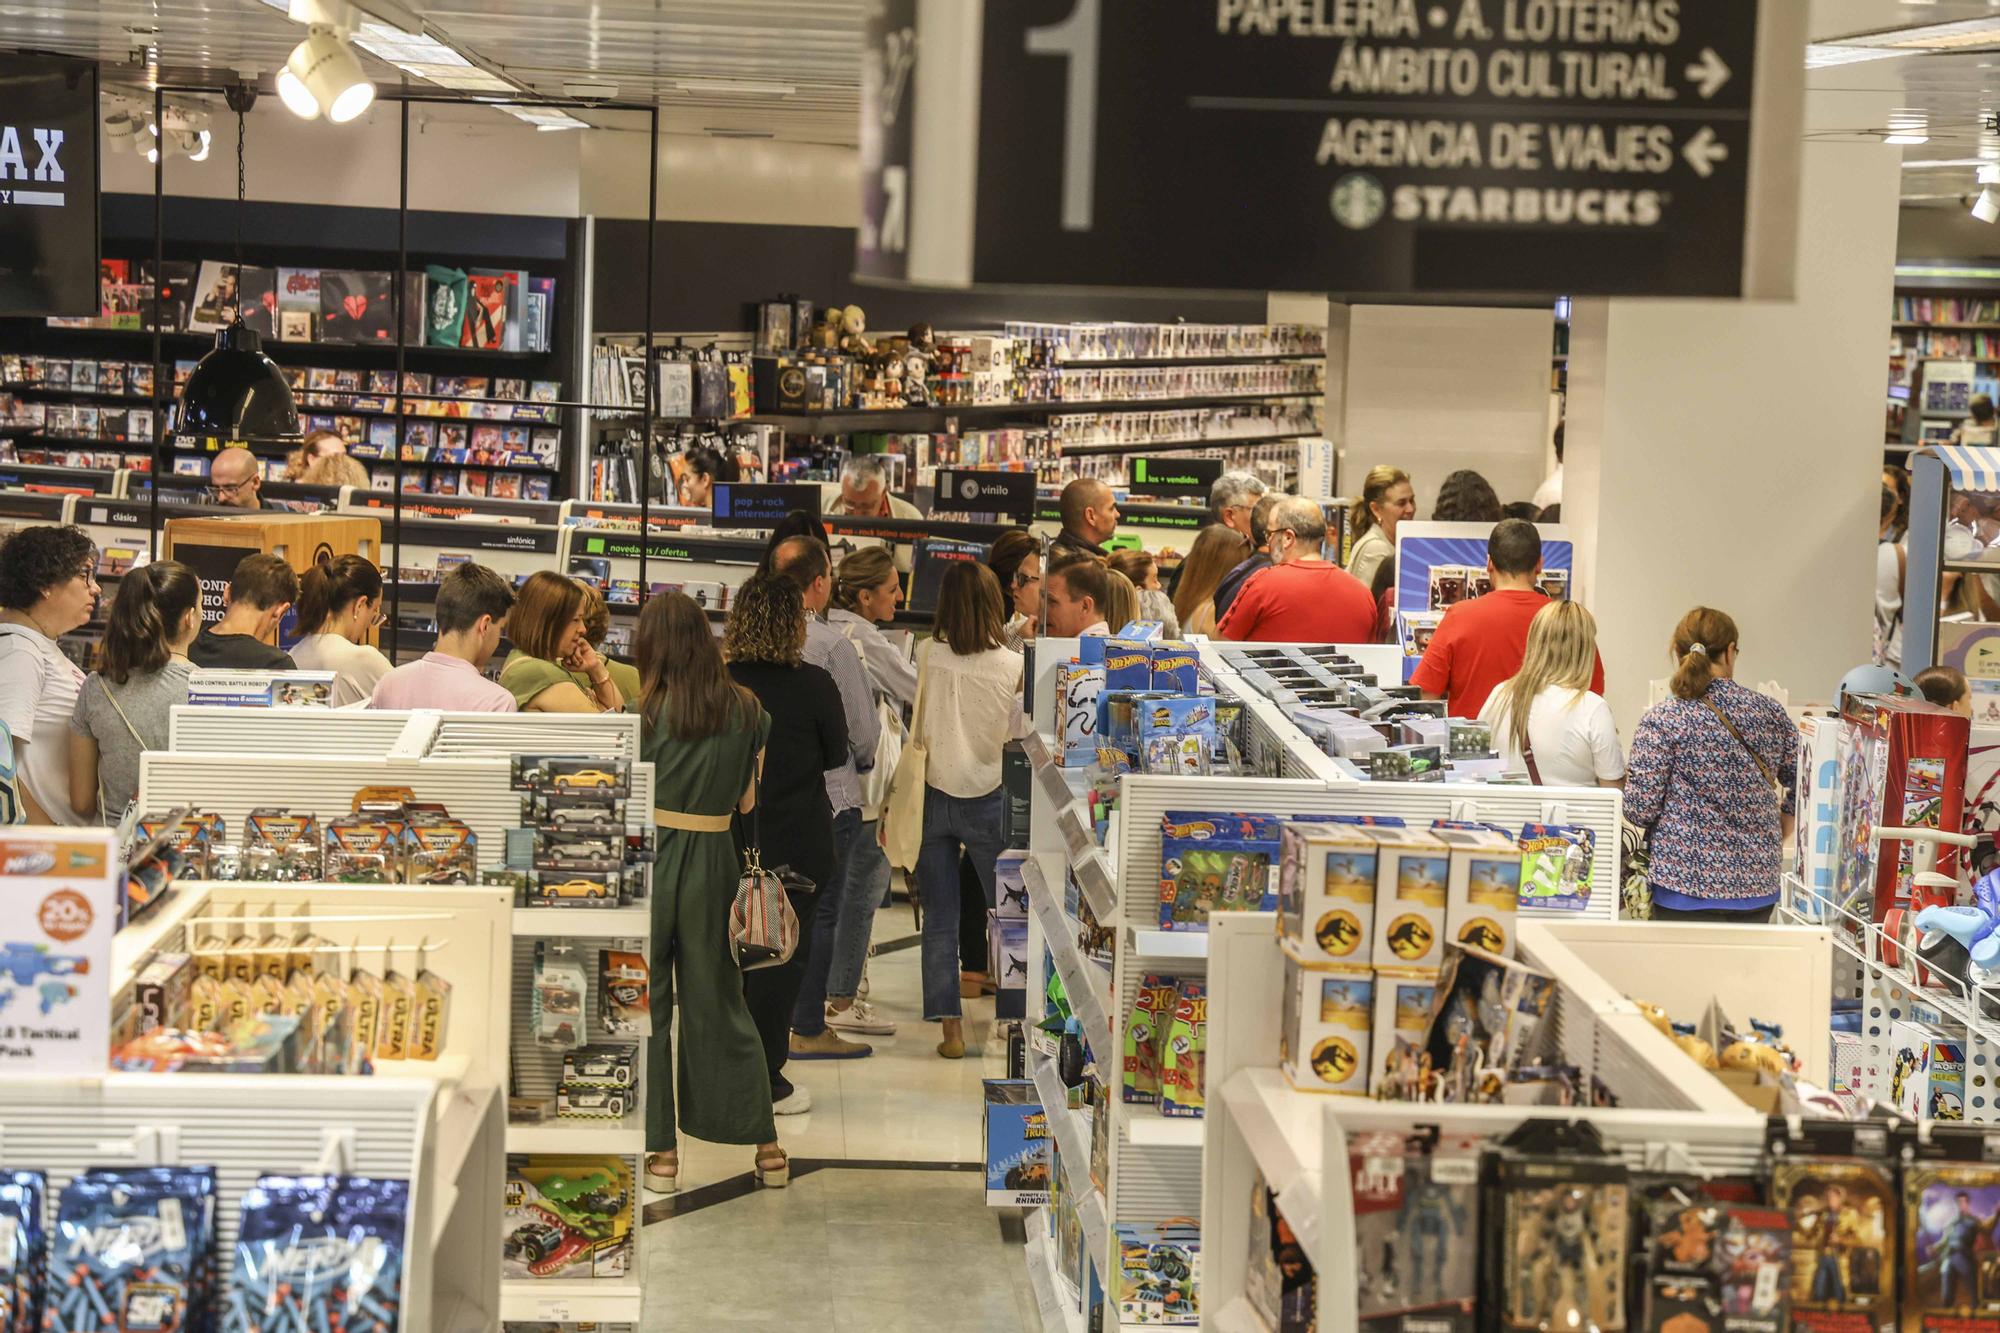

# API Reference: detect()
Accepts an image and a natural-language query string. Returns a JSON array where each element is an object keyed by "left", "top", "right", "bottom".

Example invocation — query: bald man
[
  {"left": 1053, "top": 477, "right": 1119, "bottom": 560},
  {"left": 207, "top": 446, "right": 281, "bottom": 510}
]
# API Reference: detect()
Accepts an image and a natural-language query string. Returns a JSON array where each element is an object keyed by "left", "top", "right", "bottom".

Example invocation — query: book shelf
[
  {"left": 0, "top": 194, "right": 586, "bottom": 500},
  {"left": 1887, "top": 268, "right": 2000, "bottom": 452}
]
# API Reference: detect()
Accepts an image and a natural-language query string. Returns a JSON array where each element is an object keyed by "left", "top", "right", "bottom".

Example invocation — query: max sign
[{"left": 0, "top": 55, "right": 97, "bottom": 317}]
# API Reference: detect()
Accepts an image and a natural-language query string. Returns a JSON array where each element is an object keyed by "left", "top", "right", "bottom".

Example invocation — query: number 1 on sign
[{"left": 1024, "top": 0, "right": 1100, "bottom": 231}]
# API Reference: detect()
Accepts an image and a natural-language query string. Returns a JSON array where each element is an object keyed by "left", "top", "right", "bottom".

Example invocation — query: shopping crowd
[{"left": 0, "top": 437, "right": 1817, "bottom": 1189}]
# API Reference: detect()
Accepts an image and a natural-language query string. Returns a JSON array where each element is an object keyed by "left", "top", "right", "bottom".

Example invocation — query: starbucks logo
[{"left": 1330, "top": 173, "right": 1387, "bottom": 230}]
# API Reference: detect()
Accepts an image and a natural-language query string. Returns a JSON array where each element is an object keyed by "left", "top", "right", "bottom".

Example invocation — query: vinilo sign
[
  {"left": 0, "top": 55, "right": 97, "bottom": 317},
  {"left": 859, "top": 0, "right": 1804, "bottom": 299}
]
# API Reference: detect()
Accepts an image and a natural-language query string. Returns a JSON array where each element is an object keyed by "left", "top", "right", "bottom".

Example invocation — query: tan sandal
[
  {"left": 754, "top": 1144, "right": 790, "bottom": 1189},
  {"left": 644, "top": 1150, "right": 679, "bottom": 1195}
]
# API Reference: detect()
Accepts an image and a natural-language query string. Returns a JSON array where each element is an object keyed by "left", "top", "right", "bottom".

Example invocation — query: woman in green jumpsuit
[{"left": 634, "top": 592, "right": 787, "bottom": 1190}]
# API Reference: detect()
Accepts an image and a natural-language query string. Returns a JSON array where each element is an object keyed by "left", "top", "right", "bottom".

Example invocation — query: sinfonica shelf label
[{"left": 866, "top": 0, "right": 1805, "bottom": 299}]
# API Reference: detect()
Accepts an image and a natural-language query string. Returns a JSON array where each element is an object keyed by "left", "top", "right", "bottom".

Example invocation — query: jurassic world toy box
[
  {"left": 1278, "top": 951, "right": 1371, "bottom": 1096},
  {"left": 1370, "top": 826, "right": 1450, "bottom": 970},
  {"left": 1278, "top": 821, "right": 1378, "bottom": 968},
  {"left": 983, "top": 1079, "right": 1051, "bottom": 1207},
  {"left": 503, "top": 1155, "right": 634, "bottom": 1281}
]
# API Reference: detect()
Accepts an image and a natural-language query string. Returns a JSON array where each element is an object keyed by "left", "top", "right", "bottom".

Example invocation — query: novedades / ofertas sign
[
  {"left": 861, "top": 1, "right": 1805, "bottom": 299},
  {"left": 0, "top": 55, "right": 98, "bottom": 317}
]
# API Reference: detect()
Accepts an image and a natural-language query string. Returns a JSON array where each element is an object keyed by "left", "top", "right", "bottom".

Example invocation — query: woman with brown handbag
[{"left": 635, "top": 593, "right": 785, "bottom": 1194}]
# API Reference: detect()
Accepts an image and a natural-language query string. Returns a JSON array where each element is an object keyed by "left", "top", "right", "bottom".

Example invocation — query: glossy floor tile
[{"left": 640, "top": 907, "right": 1034, "bottom": 1331}]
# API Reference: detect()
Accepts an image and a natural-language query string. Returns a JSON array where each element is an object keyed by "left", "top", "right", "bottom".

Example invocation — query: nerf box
[
  {"left": 982, "top": 1079, "right": 1051, "bottom": 1206},
  {"left": 1158, "top": 811, "right": 1284, "bottom": 930},
  {"left": 1433, "top": 825, "right": 1521, "bottom": 958},
  {"left": 1370, "top": 826, "right": 1449, "bottom": 969},
  {"left": 1369, "top": 969, "right": 1438, "bottom": 1097},
  {"left": 1277, "top": 821, "right": 1377, "bottom": 967},
  {"left": 1278, "top": 952, "right": 1370, "bottom": 1095},
  {"left": 1890, "top": 1018, "right": 1965, "bottom": 1122}
]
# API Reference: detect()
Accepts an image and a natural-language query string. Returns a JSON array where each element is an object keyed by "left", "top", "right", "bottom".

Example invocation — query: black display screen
[{"left": 0, "top": 55, "right": 98, "bottom": 317}]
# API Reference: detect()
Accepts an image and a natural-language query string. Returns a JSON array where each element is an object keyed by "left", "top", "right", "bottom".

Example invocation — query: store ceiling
[{"left": 5, "top": 0, "right": 866, "bottom": 143}]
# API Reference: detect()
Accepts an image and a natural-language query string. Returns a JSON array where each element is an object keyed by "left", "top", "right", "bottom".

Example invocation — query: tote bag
[{"left": 882, "top": 641, "right": 934, "bottom": 873}]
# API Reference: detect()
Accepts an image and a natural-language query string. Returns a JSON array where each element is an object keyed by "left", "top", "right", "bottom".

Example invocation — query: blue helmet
[{"left": 1837, "top": 664, "right": 1917, "bottom": 709}]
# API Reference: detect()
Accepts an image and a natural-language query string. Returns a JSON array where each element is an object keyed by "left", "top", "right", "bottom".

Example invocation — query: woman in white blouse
[
  {"left": 288, "top": 555, "right": 393, "bottom": 707},
  {"left": 912, "top": 561, "right": 1023, "bottom": 1059},
  {"left": 1477, "top": 600, "right": 1625, "bottom": 789}
]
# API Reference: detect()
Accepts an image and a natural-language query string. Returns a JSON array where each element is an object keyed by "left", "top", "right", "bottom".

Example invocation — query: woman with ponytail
[
  {"left": 66, "top": 560, "right": 200, "bottom": 823},
  {"left": 289, "top": 554, "right": 392, "bottom": 707},
  {"left": 1623, "top": 607, "right": 1799, "bottom": 921}
]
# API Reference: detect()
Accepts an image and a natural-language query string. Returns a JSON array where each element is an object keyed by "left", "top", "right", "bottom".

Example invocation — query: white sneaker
[
  {"left": 773, "top": 1086, "right": 812, "bottom": 1115},
  {"left": 827, "top": 1000, "right": 897, "bottom": 1036}
]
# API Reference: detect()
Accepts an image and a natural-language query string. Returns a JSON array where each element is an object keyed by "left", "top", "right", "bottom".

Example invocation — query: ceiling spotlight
[
  {"left": 279, "top": 25, "right": 375, "bottom": 122},
  {"left": 1974, "top": 187, "right": 2000, "bottom": 223},
  {"left": 105, "top": 108, "right": 142, "bottom": 153},
  {"left": 173, "top": 128, "right": 213, "bottom": 161}
]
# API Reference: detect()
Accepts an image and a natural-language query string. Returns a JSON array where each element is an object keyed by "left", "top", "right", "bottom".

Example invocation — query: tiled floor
[{"left": 642, "top": 906, "right": 1037, "bottom": 1331}]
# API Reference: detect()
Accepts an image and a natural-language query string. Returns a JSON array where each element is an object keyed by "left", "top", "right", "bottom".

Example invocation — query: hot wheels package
[{"left": 598, "top": 950, "right": 651, "bottom": 1037}]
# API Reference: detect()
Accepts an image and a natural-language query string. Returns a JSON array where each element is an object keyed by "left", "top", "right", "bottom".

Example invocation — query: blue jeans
[
  {"left": 917, "top": 785, "right": 1004, "bottom": 1021},
  {"left": 791, "top": 807, "right": 863, "bottom": 1036},
  {"left": 826, "top": 819, "right": 889, "bottom": 1002}
]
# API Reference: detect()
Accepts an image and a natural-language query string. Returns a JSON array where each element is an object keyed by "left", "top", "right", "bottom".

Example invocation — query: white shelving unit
[
  {"left": 143, "top": 711, "right": 656, "bottom": 1327},
  {"left": 1016, "top": 637, "right": 1637, "bottom": 1332}
]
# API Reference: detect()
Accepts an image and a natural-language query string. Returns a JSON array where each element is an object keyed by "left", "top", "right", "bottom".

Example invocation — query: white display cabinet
[
  {"left": 143, "top": 712, "right": 655, "bottom": 1326},
  {"left": 1017, "top": 639, "right": 1633, "bottom": 1331}
]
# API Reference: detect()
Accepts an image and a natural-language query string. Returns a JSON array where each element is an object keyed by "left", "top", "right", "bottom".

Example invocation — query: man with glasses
[
  {"left": 1217, "top": 496, "right": 1375, "bottom": 643},
  {"left": 207, "top": 446, "right": 283, "bottom": 510}
]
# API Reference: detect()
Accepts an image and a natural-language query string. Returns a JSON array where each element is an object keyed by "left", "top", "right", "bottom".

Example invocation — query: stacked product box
[
  {"left": 990, "top": 850, "right": 1029, "bottom": 1020},
  {"left": 1217, "top": 644, "right": 1498, "bottom": 774},
  {"left": 512, "top": 754, "right": 651, "bottom": 909}
]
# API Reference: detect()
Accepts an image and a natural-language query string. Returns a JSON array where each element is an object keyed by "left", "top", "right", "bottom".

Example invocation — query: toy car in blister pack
[
  {"left": 562, "top": 1044, "right": 637, "bottom": 1088},
  {"left": 557, "top": 1083, "right": 631, "bottom": 1120},
  {"left": 1160, "top": 981, "right": 1207, "bottom": 1118},
  {"left": 528, "top": 869, "right": 627, "bottom": 908},
  {"left": 537, "top": 829, "right": 624, "bottom": 874},
  {"left": 527, "top": 792, "right": 626, "bottom": 829},
  {"left": 503, "top": 1157, "right": 634, "bottom": 1281},
  {"left": 406, "top": 818, "right": 477, "bottom": 884},
  {"left": 533, "top": 942, "right": 588, "bottom": 1050},
  {"left": 0, "top": 1170, "right": 44, "bottom": 1333},
  {"left": 1900, "top": 1160, "right": 2000, "bottom": 1333},
  {"left": 227, "top": 1174, "right": 409, "bottom": 1333},
  {"left": 51, "top": 1167, "right": 214, "bottom": 1333},
  {"left": 1351, "top": 1132, "right": 1477, "bottom": 1333},
  {"left": 1157, "top": 811, "right": 1283, "bottom": 931},
  {"left": 244, "top": 810, "right": 323, "bottom": 882},
  {"left": 325, "top": 817, "right": 404, "bottom": 883},
  {"left": 1770, "top": 1157, "right": 1896, "bottom": 1333},
  {"left": 1487, "top": 1149, "right": 1629, "bottom": 1333},
  {"left": 1112, "top": 1220, "right": 1200, "bottom": 1326},
  {"left": 597, "top": 950, "right": 651, "bottom": 1036},
  {"left": 511, "top": 755, "right": 631, "bottom": 798}
]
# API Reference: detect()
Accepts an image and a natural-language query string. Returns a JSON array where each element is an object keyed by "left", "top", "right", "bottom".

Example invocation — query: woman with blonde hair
[
  {"left": 1344, "top": 465, "right": 1415, "bottom": 589},
  {"left": 1108, "top": 549, "right": 1179, "bottom": 636},
  {"left": 1102, "top": 567, "right": 1140, "bottom": 636},
  {"left": 1477, "top": 600, "right": 1623, "bottom": 788},
  {"left": 1623, "top": 607, "right": 1798, "bottom": 921},
  {"left": 1172, "top": 524, "right": 1251, "bottom": 637}
]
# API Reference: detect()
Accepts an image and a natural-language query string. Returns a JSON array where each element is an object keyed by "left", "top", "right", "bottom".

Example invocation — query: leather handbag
[
  {"left": 729, "top": 760, "right": 800, "bottom": 970},
  {"left": 882, "top": 641, "right": 934, "bottom": 873}
]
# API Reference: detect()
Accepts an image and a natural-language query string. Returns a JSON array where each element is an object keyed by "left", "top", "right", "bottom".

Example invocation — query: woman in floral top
[{"left": 1624, "top": 607, "right": 1798, "bottom": 921}]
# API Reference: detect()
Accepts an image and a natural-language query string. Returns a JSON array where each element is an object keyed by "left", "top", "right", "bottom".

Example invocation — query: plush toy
[
  {"left": 1634, "top": 1000, "right": 1673, "bottom": 1039},
  {"left": 1671, "top": 1022, "right": 1718, "bottom": 1070},
  {"left": 1720, "top": 1041, "right": 1787, "bottom": 1076}
]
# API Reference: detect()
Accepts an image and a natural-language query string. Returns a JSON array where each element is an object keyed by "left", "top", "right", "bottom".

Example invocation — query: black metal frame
[{"left": 141, "top": 81, "right": 662, "bottom": 660}]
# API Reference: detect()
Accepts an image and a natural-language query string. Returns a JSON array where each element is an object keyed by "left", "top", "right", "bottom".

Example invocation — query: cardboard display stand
[{"left": 162, "top": 512, "right": 382, "bottom": 641}]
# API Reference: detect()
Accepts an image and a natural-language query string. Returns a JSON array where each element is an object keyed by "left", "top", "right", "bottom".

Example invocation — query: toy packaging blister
[
  {"left": 510, "top": 755, "right": 631, "bottom": 799},
  {"left": 1900, "top": 1161, "right": 2000, "bottom": 1333},
  {"left": 0, "top": 1171, "right": 44, "bottom": 1333},
  {"left": 1159, "top": 981, "right": 1207, "bottom": 1118},
  {"left": 324, "top": 818, "right": 403, "bottom": 884},
  {"left": 597, "top": 950, "right": 651, "bottom": 1037},
  {"left": 1518, "top": 824, "right": 1596, "bottom": 914},
  {"left": 1770, "top": 1157, "right": 1896, "bottom": 1333},
  {"left": 405, "top": 820, "right": 476, "bottom": 885},
  {"left": 1139, "top": 697, "right": 1217, "bottom": 777},
  {"left": 503, "top": 1157, "right": 634, "bottom": 1282},
  {"left": 1278, "top": 952, "right": 1370, "bottom": 1095},
  {"left": 1352, "top": 1132, "right": 1478, "bottom": 1333},
  {"left": 227, "top": 1175, "right": 409, "bottom": 1333},
  {"left": 51, "top": 1166, "right": 214, "bottom": 1333},
  {"left": 243, "top": 811, "right": 323, "bottom": 882},
  {"left": 1112, "top": 1220, "right": 1200, "bottom": 1326},
  {"left": 1279, "top": 821, "right": 1377, "bottom": 967},
  {"left": 1157, "top": 812, "right": 1283, "bottom": 931},
  {"left": 533, "top": 943, "right": 588, "bottom": 1050},
  {"left": 1487, "top": 1151, "right": 1630, "bottom": 1333},
  {"left": 1123, "top": 974, "right": 1180, "bottom": 1106}
]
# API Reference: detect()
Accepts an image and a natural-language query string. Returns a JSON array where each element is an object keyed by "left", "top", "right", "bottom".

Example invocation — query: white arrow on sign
[
  {"left": 1685, "top": 47, "right": 1731, "bottom": 99},
  {"left": 1683, "top": 126, "right": 1728, "bottom": 178}
]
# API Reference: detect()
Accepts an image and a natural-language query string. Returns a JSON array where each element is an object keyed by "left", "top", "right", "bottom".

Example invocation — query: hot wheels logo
[{"left": 1163, "top": 821, "right": 1218, "bottom": 840}]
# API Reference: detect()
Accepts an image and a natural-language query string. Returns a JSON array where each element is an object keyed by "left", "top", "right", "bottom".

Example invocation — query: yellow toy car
[
  {"left": 553, "top": 769, "right": 619, "bottom": 791},
  {"left": 543, "top": 878, "right": 613, "bottom": 901}
]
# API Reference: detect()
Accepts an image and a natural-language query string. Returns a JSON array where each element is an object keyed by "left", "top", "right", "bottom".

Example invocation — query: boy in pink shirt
[{"left": 371, "top": 563, "right": 518, "bottom": 711}]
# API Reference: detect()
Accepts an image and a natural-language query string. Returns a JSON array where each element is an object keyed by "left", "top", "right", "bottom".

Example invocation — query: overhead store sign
[
  {"left": 933, "top": 468, "right": 1035, "bottom": 519},
  {"left": 858, "top": 1, "right": 1805, "bottom": 299},
  {"left": 0, "top": 55, "right": 98, "bottom": 317},
  {"left": 711, "top": 482, "right": 823, "bottom": 530},
  {"left": 1128, "top": 456, "right": 1223, "bottom": 499}
]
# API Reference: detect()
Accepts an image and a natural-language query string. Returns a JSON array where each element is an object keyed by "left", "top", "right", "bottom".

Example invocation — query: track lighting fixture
[{"left": 275, "top": 0, "right": 376, "bottom": 123}]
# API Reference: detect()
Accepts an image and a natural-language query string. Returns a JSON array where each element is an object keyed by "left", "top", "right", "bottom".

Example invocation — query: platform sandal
[
  {"left": 754, "top": 1144, "right": 790, "bottom": 1189},
  {"left": 643, "top": 1151, "right": 679, "bottom": 1195}
]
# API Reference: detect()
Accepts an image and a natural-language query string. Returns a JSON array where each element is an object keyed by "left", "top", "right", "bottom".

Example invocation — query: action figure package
[
  {"left": 1371, "top": 826, "right": 1450, "bottom": 969},
  {"left": 1112, "top": 1220, "right": 1200, "bottom": 1326},
  {"left": 1485, "top": 1148, "right": 1629, "bottom": 1333},
  {"left": 1123, "top": 973, "right": 1181, "bottom": 1105},
  {"left": 1279, "top": 821, "right": 1378, "bottom": 968},
  {"left": 1247, "top": 1173, "right": 1317, "bottom": 1333},
  {"left": 1770, "top": 1157, "right": 1896, "bottom": 1333},
  {"left": 1434, "top": 825, "right": 1522, "bottom": 958},
  {"left": 503, "top": 1156, "right": 634, "bottom": 1281},
  {"left": 1157, "top": 811, "right": 1284, "bottom": 930},
  {"left": 1370, "top": 970, "right": 1439, "bottom": 1097},
  {"left": 1901, "top": 1161, "right": 2000, "bottom": 1333},
  {"left": 982, "top": 1079, "right": 1052, "bottom": 1206},
  {"left": 1353, "top": 1132, "right": 1478, "bottom": 1333},
  {"left": 1638, "top": 1194, "right": 1791, "bottom": 1333},
  {"left": 1518, "top": 824, "right": 1596, "bottom": 914},
  {"left": 1424, "top": 945, "right": 1556, "bottom": 1105},
  {"left": 1160, "top": 981, "right": 1208, "bottom": 1117},
  {"left": 1278, "top": 954, "right": 1370, "bottom": 1095}
]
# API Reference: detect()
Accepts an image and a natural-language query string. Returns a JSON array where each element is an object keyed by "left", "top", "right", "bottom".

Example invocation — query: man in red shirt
[
  {"left": 1218, "top": 496, "right": 1377, "bottom": 643},
  {"left": 1411, "top": 519, "right": 1603, "bottom": 716}
]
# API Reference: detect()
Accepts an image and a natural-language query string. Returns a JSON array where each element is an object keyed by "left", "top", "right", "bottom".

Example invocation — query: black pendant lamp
[{"left": 175, "top": 86, "right": 299, "bottom": 444}]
